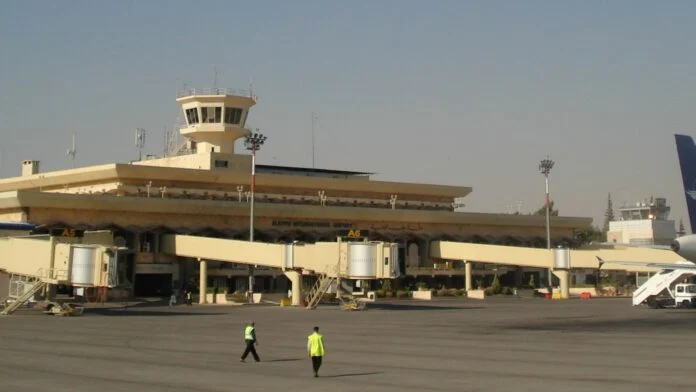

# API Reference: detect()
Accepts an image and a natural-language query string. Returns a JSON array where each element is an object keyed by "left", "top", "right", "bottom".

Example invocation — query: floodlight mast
[
  {"left": 539, "top": 156, "right": 555, "bottom": 287},
  {"left": 244, "top": 131, "right": 267, "bottom": 300}
]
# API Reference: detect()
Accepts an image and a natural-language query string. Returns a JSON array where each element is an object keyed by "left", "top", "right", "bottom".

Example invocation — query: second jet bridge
[{"left": 160, "top": 234, "right": 402, "bottom": 306}]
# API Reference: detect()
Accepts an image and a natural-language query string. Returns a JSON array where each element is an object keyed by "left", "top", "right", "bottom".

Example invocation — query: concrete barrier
[
  {"left": 412, "top": 290, "right": 432, "bottom": 300},
  {"left": 467, "top": 290, "right": 486, "bottom": 300}
]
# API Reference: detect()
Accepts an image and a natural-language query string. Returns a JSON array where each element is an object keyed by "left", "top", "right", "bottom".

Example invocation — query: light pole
[
  {"left": 236, "top": 185, "right": 244, "bottom": 203},
  {"left": 539, "top": 156, "right": 555, "bottom": 287},
  {"left": 245, "top": 131, "right": 267, "bottom": 300},
  {"left": 389, "top": 194, "right": 398, "bottom": 210}
]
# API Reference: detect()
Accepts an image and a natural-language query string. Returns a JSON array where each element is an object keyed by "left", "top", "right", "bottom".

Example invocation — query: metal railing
[
  {"left": 176, "top": 87, "right": 256, "bottom": 99},
  {"left": 37, "top": 268, "right": 69, "bottom": 282}
]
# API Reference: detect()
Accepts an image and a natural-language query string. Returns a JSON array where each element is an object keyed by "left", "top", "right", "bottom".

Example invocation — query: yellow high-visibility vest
[
  {"left": 307, "top": 332, "right": 325, "bottom": 356},
  {"left": 245, "top": 326, "right": 255, "bottom": 340}
]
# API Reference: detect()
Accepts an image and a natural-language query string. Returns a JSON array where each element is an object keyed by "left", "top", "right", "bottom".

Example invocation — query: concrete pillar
[
  {"left": 284, "top": 270, "right": 302, "bottom": 306},
  {"left": 464, "top": 261, "right": 472, "bottom": 291},
  {"left": 419, "top": 239, "right": 430, "bottom": 267},
  {"left": 552, "top": 269, "right": 569, "bottom": 299},
  {"left": 199, "top": 259, "right": 207, "bottom": 304}
]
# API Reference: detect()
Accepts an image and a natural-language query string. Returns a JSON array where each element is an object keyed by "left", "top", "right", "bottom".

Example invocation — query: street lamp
[
  {"left": 245, "top": 131, "right": 267, "bottom": 299},
  {"left": 539, "top": 156, "right": 555, "bottom": 287},
  {"left": 389, "top": 194, "right": 398, "bottom": 210}
]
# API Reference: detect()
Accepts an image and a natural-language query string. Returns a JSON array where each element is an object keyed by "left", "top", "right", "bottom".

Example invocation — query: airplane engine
[{"left": 672, "top": 234, "right": 696, "bottom": 261}]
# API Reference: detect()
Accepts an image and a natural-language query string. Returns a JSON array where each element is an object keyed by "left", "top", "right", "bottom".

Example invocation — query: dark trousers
[
  {"left": 241, "top": 340, "right": 260, "bottom": 361},
  {"left": 311, "top": 356, "right": 323, "bottom": 374}
]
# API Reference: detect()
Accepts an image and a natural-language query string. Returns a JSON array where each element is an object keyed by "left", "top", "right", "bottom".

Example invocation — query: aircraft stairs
[
  {"left": 306, "top": 275, "right": 337, "bottom": 309},
  {"left": 632, "top": 267, "right": 694, "bottom": 306},
  {"left": 305, "top": 271, "right": 366, "bottom": 310},
  {"left": 1, "top": 269, "right": 68, "bottom": 315}
]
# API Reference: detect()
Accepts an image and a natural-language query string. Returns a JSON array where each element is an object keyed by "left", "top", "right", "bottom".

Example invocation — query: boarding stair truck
[{"left": 632, "top": 261, "right": 696, "bottom": 308}]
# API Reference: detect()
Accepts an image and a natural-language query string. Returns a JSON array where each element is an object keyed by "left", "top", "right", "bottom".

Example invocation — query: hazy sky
[{"left": 1, "top": 1, "right": 695, "bottom": 231}]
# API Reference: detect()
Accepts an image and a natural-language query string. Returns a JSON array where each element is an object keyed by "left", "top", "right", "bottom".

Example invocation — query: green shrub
[
  {"left": 385, "top": 291, "right": 394, "bottom": 298},
  {"left": 396, "top": 290, "right": 410, "bottom": 299},
  {"left": 381, "top": 279, "right": 393, "bottom": 292},
  {"left": 375, "top": 289, "right": 386, "bottom": 298},
  {"left": 228, "top": 293, "right": 247, "bottom": 303},
  {"left": 447, "top": 288, "right": 459, "bottom": 297},
  {"left": 458, "top": 289, "right": 468, "bottom": 297},
  {"left": 528, "top": 275, "right": 536, "bottom": 289},
  {"left": 436, "top": 288, "right": 448, "bottom": 297},
  {"left": 491, "top": 275, "right": 502, "bottom": 295},
  {"left": 501, "top": 287, "right": 513, "bottom": 295},
  {"left": 483, "top": 287, "right": 494, "bottom": 296}
]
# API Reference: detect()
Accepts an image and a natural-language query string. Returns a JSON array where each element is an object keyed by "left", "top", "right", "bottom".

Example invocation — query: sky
[{"left": 1, "top": 0, "right": 696, "bottom": 231}]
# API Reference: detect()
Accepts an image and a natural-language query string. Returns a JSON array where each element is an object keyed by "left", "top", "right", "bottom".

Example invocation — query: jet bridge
[
  {"left": 160, "top": 234, "right": 402, "bottom": 306},
  {"left": 0, "top": 234, "right": 133, "bottom": 315},
  {"left": 431, "top": 241, "right": 684, "bottom": 299}
]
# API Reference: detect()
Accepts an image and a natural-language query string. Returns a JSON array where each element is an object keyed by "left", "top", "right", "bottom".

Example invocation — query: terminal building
[{"left": 0, "top": 87, "right": 594, "bottom": 298}]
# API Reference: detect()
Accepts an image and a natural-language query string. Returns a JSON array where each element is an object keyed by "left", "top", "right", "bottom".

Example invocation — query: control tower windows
[
  {"left": 202, "top": 107, "right": 222, "bottom": 123},
  {"left": 241, "top": 110, "right": 248, "bottom": 126},
  {"left": 224, "top": 107, "right": 243, "bottom": 124},
  {"left": 185, "top": 108, "right": 199, "bottom": 125}
]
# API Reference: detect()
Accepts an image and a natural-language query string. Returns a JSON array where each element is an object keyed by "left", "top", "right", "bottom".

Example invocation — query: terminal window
[
  {"left": 185, "top": 108, "right": 199, "bottom": 125},
  {"left": 202, "top": 107, "right": 222, "bottom": 123},
  {"left": 224, "top": 107, "right": 243, "bottom": 124}
]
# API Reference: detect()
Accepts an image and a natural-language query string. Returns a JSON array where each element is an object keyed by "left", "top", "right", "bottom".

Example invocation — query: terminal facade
[{"left": 0, "top": 88, "right": 592, "bottom": 297}]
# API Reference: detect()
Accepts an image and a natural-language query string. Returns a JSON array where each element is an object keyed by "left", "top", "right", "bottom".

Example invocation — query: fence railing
[{"left": 176, "top": 87, "right": 256, "bottom": 99}]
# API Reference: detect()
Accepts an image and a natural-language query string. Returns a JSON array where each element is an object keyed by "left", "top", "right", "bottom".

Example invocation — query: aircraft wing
[{"left": 596, "top": 257, "right": 696, "bottom": 270}]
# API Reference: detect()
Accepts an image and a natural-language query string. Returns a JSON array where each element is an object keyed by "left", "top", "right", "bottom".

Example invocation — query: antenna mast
[
  {"left": 311, "top": 112, "right": 318, "bottom": 168},
  {"left": 67, "top": 133, "right": 77, "bottom": 167},
  {"left": 135, "top": 128, "right": 146, "bottom": 161}
]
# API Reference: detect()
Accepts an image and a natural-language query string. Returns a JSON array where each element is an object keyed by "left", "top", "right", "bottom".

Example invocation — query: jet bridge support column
[
  {"left": 284, "top": 270, "right": 301, "bottom": 306},
  {"left": 464, "top": 261, "right": 472, "bottom": 291},
  {"left": 552, "top": 248, "right": 570, "bottom": 299},
  {"left": 199, "top": 259, "right": 207, "bottom": 304},
  {"left": 552, "top": 269, "right": 570, "bottom": 299}
]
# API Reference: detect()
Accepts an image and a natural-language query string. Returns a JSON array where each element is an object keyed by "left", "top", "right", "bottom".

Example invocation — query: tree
[
  {"left": 533, "top": 200, "right": 558, "bottom": 216},
  {"left": 574, "top": 226, "right": 604, "bottom": 245},
  {"left": 490, "top": 274, "right": 502, "bottom": 295},
  {"left": 603, "top": 193, "right": 615, "bottom": 233}
]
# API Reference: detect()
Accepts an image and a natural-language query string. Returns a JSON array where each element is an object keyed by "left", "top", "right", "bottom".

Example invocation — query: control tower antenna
[
  {"left": 213, "top": 66, "right": 218, "bottom": 90},
  {"left": 135, "top": 128, "right": 146, "bottom": 161},
  {"left": 67, "top": 133, "right": 77, "bottom": 168},
  {"left": 311, "top": 112, "right": 318, "bottom": 168}
]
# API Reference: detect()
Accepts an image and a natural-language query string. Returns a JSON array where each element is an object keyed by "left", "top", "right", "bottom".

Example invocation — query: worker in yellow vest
[
  {"left": 307, "top": 326, "right": 325, "bottom": 377},
  {"left": 240, "top": 321, "right": 260, "bottom": 362}
]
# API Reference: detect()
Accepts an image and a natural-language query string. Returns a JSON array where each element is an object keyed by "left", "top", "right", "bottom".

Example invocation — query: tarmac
[{"left": 1, "top": 297, "right": 696, "bottom": 392}]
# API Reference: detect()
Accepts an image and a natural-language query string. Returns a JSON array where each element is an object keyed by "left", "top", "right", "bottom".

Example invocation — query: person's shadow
[{"left": 323, "top": 371, "right": 383, "bottom": 378}]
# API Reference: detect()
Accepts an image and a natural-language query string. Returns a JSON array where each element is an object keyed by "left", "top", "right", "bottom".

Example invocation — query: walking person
[
  {"left": 240, "top": 321, "right": 260, "bottom": 362},
  {"left": 307, "top": 326, "right": 325, "bottom": 377}
]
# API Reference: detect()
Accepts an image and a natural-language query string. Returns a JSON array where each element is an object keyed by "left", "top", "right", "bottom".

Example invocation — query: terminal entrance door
[{"left": 134, "top": 274, "right": 173, "bottom": 297}]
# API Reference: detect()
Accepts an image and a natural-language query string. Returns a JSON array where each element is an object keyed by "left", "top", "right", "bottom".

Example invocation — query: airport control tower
[
  {"left": 176, "top": 87, "right": 256, "bottom": 154},
  {"left": 134, "top": 87, "right": 257, "bottom": 171},
  {"left": 607, "top": 197, "right": 677, "bottom": 246}
]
